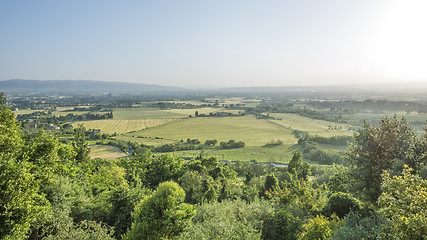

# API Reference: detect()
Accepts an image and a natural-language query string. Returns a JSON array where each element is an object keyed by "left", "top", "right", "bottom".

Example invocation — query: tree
[
  {"left": 378, "top": 166, "right": 427, "bottom": 239},
  {"left": 73, "top": 124, "right": 90, "bottom": 163},
  {"left": 348, "top": 116, "right": 422, "bottom": 202},
  {"left": 195, "top": 111, "right": 199, "bottom": 117},
  {"left": 299, "top": 214, "right": 340, "bottom": 240},
  {"left": 323, "top": 192, "right": 362, "bottom": 218},
  {"left": 0, "top": 93, "right": 48, "bottom": 239},
  {"left": 263, "top": 173, "right": 279, "bottom": 199},
  {"left": 178, "top": 199, "right": 273, "bottom": 240},
  {"left": 124, "top": 181, "right": 195, "bottom": 240},
  {"left": 287, "top": 152, "right": 309, "bottom": 180},
  {"left": 262, "top": 208, "right": 303, "bottom": 240}
]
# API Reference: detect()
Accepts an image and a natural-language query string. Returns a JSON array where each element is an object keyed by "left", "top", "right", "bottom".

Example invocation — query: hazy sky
[{"left": 1, "top": 0, "right": 426, "bottom": 88}]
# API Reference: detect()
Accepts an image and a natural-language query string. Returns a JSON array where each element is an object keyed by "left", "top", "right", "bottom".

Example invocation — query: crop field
[
  {"left": 89, "top": 144, "right": 128, "bottom": 160},
  {"left": 128, "top": 116, "right": 297, "bottom": 146},
  {"left": 270, "top": 113, "right": 354, "bottom": 137},
  {"left": 12, "top": 109, "right": 39, "bottom": 116},
  {"left": 113, "top": 108, "right": 186, "bottom": 119},
  {"left": 73, "top": 118, "right": 179, "bottom": 134}
]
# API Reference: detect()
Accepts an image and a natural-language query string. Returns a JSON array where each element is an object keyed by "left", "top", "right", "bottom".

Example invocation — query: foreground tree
[
  {"left": 0, "top": 93, "right": 48, "bottom": 239},
  {"left": 348, "top": 116, "right": 422, "bottom": 202},
  {"left": 378, "top": 166, "right": 427, "bottom": 239},
  {"left": 124, "top": 181, "right": 195, "bottom": 240}
]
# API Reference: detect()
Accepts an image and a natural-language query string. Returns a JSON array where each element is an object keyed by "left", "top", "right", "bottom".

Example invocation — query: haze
[{"left": 1, "top": 0, "right": 426, "bottom": 88}]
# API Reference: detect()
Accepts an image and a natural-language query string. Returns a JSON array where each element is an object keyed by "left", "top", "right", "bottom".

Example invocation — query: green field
[
  {"left": 73, "top": 118, "right": 179, "bottom": 134},
  {"left": 127, "top": 116, "right": 297, "bottom": 146},
  {"left": 52, "top": 110, "right": 90, "bottom": 116},
  {"left": 270, "top": 113, "right": 354, "bottom": 137},
  {"left": 162, "top": 144, "right": 300, "bottom": 163},
  {"left": 13, "top": 109, "right": 40, "bottom": 116},
  {"left": 89, "top": 144, "right": 128, "bottom": 160},
  {"left": 116, "top": 135, "right": 177, "bottom": 146}
]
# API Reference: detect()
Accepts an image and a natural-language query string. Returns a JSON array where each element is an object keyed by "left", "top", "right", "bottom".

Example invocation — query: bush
[
  {"left": 323, "top": 192, "right": 362, "bottom": 218},
  {"left": 220, "top": 140, "right": 245, "bottom": 149}
]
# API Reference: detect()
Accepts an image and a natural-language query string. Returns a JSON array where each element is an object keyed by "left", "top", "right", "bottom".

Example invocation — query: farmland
[
  {"left": 162, "top": 144, "right": 300, "bottom": 163},
  {"left": 270, "top": 113, "right": 354, "bottom": 137},
  {"left": 89, "top": 144, "right": 128, "bottom": 160},
  {"left": 126, "top": 116, "right": 297, "bottom": 147},
  {"left": 73, "top": 118, "right": 179, "bottom": 134}
]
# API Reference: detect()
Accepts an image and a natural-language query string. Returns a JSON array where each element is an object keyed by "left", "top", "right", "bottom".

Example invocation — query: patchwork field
[
  {"left": 270, "top": 113, "right": 354, "bottom": 137},
  {"left": 89, "top": 144, "right": 128, "bottom": 160},
  {"left": 73, "top": 118, "right": 179, "bottom": 134},
  {"left": 127, "top": 116, "right": 297, "bottom": 146}
]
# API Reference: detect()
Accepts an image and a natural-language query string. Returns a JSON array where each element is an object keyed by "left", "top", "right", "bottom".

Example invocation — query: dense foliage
[{"left": 1, "top": 93, "right": 427, "bottom": 239}]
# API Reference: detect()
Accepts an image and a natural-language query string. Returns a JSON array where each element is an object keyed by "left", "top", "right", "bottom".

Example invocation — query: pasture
[
  {"left": 165, "top": 144, "right": 300, "bottom": 163},
  {"left": 128, "top": 115, "right": 297, "bottom": 146},
  {"left": 52, "top": 110, "right": 90, "bottom": 116},
  {"left": 73, "top": 118, "right": 178, "bottom": 134},
  {"left": 89, "top": 144, "right": 128, "bottom": 160},
  {"left": 270, "top": 113, "right": 354, "bottom": 137}
]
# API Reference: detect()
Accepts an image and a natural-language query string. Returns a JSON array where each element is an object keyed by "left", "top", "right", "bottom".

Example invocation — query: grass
[
  {"left": 89, "top": 144, "right": 128, "bottom": 160},
  {"left": 127, "top": 115, "right": 297, "bottom": 146},
  {"left": 162, "top": 144, "right": 301, "bottom": 163},
  {"left": 52, "top": 110, "right": 90, "bottom": 116},
  {"left": 116, "top": 135, "right": 177, "bottom": 146},
  {"left": 73, "top": 118, "right": 179, "bottom": 134},
  {"left": 344, "top": 111, "right": 427, "bottom": 134},
  {"left": 163, "top": 107, "right": 226, "bottom": 116},
  {"left": 270, "top": 113, "right": 354, "bottom": 137},
  {"left": 12, "top": 109, "right": 40, "bottom": 115}
]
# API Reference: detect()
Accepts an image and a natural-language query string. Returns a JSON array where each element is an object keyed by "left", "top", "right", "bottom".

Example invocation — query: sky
[{"left": 1, "top": 0, "right": 427, "bottom": 88}]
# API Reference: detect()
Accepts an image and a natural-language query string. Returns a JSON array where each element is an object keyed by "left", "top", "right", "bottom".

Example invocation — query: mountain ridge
[{"left": 0, "top": 79, "right": 183, "bottom": 94}]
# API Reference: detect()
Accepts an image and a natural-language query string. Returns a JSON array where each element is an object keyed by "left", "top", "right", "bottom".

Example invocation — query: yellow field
[
  {"left": 73, "top": 118, "right": 179, "bottom": 134},
  {"left": 270, "top": 113, "right": 354, "bottom": 137},
  {"left": 12, "top": 109, "right": 39, "bottom": 116}
]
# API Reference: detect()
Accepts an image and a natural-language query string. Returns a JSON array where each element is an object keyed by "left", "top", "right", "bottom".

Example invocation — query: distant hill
[
  {"left": 0, "top": 79, "right": 183, "bottom": 95},
  {"left": 220, "top": 82, "right": 427, "bottom": 96}
]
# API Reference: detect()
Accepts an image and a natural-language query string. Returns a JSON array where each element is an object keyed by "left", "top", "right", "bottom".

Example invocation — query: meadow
[
  {"left": 270, "top": 113, "right": 354, "bottom": 137},
  {"left": 161, "top": 144, "right": 300, "bottom": 163},
  {"left": 126, "top": 115, "right": 298, "bottom": 146},
  {"left": 89, "top": 144, "right": 128, "bottom": 160}
]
